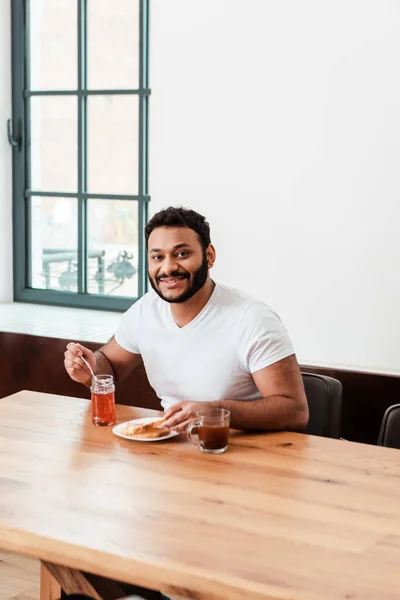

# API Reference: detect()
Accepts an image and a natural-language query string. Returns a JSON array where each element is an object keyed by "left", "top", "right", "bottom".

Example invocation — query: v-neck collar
[{"left": 167, "top": 281, "right": 218, "bottom": 331}]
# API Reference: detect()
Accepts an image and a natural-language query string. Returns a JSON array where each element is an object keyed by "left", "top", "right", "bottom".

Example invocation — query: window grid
[{"left": 11, "top": 0, "right": 150, "bottom": 312}]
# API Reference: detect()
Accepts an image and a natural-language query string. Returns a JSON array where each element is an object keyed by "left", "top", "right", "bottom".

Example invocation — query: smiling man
[{"left": 64, "top": 206, "right": 308, "bottom": 433}]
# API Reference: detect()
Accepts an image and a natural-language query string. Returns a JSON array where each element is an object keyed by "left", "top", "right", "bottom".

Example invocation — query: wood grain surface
[{"left": 0, "top": 390, "right": 400, "bottom": 600}]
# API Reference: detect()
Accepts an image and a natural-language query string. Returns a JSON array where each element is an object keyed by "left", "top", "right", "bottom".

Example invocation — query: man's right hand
[{"left": 64, "top": 342, "right": 96, "bottom": 386}]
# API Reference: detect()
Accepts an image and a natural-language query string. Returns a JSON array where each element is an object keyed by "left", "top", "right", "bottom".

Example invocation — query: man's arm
[
  {"left": 64, "top": 337, "right": 141, "bottom": 387},
  {"left": 163, "top": 355, "right": 309, "bottom": 433},
  {"left": 216, "top": 354, "right": 308, "bottom": 431}
]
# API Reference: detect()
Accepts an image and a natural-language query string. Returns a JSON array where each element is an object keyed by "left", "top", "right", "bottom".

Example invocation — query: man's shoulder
[
  {"left": 215, "top": 283, "right": 286, "bottom": 338},
  {"left": 215, "top": 282, "right": 256, "bottom": 306},
  {"left": 215, "top": 282, "right": 276, "bottom": 317}
]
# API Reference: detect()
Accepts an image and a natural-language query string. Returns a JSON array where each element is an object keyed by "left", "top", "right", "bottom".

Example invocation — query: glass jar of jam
[{"left": 90, "top": 374, "right": 116, "bottom": 426}]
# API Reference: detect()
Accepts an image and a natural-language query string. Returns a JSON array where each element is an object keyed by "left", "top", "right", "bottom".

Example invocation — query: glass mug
[
  {"left": 90, "top": 374, "right": 116, "bottom": 426},
  {"left": 187, "top": 408, "right": 231, "bottom": 454}
]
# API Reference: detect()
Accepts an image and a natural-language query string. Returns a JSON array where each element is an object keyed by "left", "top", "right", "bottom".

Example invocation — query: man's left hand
[{"left": 163, "top": 401, "right": 207, "bottom": 433}]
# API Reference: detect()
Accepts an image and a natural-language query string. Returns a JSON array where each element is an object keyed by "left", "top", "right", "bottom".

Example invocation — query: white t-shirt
[{"left": 115, "top": 282, "right": 295, "bottom": 411}]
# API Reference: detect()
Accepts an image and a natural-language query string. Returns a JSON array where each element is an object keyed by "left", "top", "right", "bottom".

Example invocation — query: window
[{"left": 10, "top": 0, "right": 150, "bottom": 311}]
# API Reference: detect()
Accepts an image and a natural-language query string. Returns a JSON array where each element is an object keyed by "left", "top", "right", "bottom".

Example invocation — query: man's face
[{"left": 147, "top": 226, "right": 210, "bottom": 303}]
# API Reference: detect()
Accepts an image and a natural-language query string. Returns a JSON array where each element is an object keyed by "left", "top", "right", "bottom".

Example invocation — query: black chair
[
  {"left": 301, "top": 372, "right": 343, "bottom": 439},
  {"left": 377, "top": 404, "right": 400, "bottom": 449}
]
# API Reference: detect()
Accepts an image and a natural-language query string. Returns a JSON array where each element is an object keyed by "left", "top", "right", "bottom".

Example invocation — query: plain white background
[
  {"left": 1, "top": 1, "right": 399, "bottom": 374},
  {"left": 150, "top": 0, "right": 400, "bottom": 374}
]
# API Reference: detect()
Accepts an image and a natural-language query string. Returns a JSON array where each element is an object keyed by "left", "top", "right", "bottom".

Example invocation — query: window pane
[
  {"left": 30, "top": 96, "right": 77, "bottom": 192},
  {"left": 87, "top": 199, "right": 138, "bottom": 297},
  {"left": 87, "top": 96, "right": 139, "bottom": 195},
  {"left": 30, "top": 0, "right": 77, "bottom": 90},
  {"left": 30, "top": 197, "right": 78, "bottom": 292},
  {"left": 87, "top": 0, "right": 139, "bottom": 89}
]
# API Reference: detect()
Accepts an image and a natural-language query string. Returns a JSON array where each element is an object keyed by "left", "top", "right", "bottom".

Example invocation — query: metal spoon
[{"left": 81, "top": 356, "right": 99, "bottom": 383}]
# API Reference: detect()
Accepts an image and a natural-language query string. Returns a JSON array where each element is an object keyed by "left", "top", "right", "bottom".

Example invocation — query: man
[{"left": 65, "top": 206, "right": 308, "bottom": 433}]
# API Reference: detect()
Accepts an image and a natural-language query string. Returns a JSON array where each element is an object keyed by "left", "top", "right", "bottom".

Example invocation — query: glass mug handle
[{"left": 187, "top": 421, "right": 201, "bottom": 446}]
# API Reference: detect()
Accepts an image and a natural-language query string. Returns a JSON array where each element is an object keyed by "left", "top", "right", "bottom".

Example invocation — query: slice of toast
[
  {"left": 127, "top": 417, "right": 166, "bottom": 436},
  {"left": 119, "top": 423, "right": 170, "bottom": 439},
  {"left": 133, "top": 427, "right": 170, "bottom": 439}
]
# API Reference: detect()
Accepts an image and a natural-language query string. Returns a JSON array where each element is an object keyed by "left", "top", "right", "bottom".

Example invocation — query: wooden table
[{"left": 1, "top": 391, "right": 400, "bottom": 600}]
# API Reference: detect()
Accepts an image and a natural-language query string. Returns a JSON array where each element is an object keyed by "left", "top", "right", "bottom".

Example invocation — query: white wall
[
  {"left": 0, "top": 0, "right": 13, "bottom": 303},
  {"left": 150, "top": 0, "right": 400, "bottom": 375}
]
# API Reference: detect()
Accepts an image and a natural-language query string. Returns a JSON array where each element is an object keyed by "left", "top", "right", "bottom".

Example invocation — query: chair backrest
[
  {"left": 377, "top": 404, "right": 400, "bottom": 448},
  {"left": 301, "top": 372, "right": 343, "bottom": 438}
]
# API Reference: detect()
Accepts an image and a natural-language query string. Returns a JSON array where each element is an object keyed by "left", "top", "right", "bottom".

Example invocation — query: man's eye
[
  {"left": 177, "top": 251, "right": 189, "bottom": 257},
  {"left": 151, "top": 255, "right": 162, "bottom": 261}
]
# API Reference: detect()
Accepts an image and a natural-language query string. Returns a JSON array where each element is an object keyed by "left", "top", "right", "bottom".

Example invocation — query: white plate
[{"left": 113, "top": 417, "right": 179, "bottom": 442}]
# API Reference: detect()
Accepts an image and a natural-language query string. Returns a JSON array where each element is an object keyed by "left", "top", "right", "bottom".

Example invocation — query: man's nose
[{"left": 162, "top": 256, "right": 179, "bottom": 275}]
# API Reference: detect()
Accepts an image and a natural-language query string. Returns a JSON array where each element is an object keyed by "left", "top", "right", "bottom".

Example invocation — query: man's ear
[{"left": 206, "top": 244, "right": 216, "bottom": 269}]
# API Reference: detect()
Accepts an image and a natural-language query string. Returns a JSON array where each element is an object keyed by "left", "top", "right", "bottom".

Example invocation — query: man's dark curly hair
[{"left": 145, "top": 206, "right": 211, "bottom": 251}]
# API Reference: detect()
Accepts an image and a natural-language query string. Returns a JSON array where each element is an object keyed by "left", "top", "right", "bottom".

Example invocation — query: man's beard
[{"left": 148, "top": 251, "right": 209, "bottom": 304}]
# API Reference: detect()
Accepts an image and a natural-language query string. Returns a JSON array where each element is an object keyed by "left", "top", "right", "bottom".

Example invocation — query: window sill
[{"left": 0, "top": 302, "right": 121, "bottom": 344}]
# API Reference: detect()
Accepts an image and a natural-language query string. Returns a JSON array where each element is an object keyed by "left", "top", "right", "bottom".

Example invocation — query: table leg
[
  {"left": 41, "top": 561, "right": 104, "bottom": 599},
  {"left": 40, "top": 562, "right": 61, "bottom": 600},
  {"left": 40, "top": 559, "right": 165, "bottom": 600}
]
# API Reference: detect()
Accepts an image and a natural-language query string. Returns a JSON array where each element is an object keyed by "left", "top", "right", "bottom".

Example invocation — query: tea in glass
[{"left": 187, "top": 408, "right": 230, "bottom": 454}]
